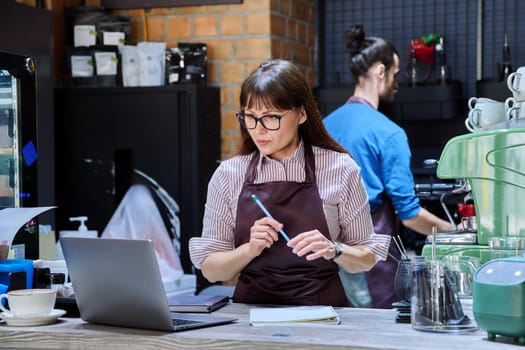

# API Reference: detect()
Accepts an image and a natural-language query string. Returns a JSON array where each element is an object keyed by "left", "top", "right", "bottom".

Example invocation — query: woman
[{"left": 189, "top": 59, "right": 390, "bottom": 306}]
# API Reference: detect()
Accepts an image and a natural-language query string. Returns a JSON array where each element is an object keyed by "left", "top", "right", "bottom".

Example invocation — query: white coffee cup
[
  {"left": 0, "top": 289, "right": 56, "bottom": 316},
  {"left": 506, "top": 97, "right": 525, "bottom": 121},
  {"left": 468, "top": 96, "right": 498, "bottom": 110},
  {"left": 464, "top": 115, "right": 504, "bottom": 133},
  {"left": 464, "top": 117, "right": 478, "bottom": 133},
  {"left": 466, "top": 97, "right": 506, "bottom": 131},
  {"left": 505, "top": 96, "right": 517, "bottom": 111},
  {"left": 507, "top": 106, "right": 525, "bottom": 120},
  {"left": 507, "top": 67, "right": 525, "bottom": 101}
]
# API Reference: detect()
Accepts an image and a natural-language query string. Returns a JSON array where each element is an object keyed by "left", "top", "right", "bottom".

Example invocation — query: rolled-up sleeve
[{"left": 382, "top": 131, "right": 420, "bottom": 221}]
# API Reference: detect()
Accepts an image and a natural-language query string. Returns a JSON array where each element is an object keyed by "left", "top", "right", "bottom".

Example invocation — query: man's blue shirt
[{"left": 323, "top": 102, "right": 420, "bottom": 220}]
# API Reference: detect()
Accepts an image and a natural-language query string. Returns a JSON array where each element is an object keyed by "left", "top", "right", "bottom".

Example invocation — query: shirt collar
[{"left": 255, "top": 139, "right": 305, "bottom": 172}]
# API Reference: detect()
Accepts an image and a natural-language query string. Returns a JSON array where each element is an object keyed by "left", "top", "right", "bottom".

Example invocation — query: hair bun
[{"left": 345, "top": 24, "right": 366, "bottom": 55}]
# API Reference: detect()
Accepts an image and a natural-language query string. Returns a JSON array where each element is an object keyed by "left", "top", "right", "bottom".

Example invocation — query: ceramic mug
[
  {"left": 0, "top": 289, "right": 56, "bottom": 316},
  {"left": 505, "top": 97, "right": 525, "bottom": 121},
  {"left": 464, "top": 117, "right": 478, "bottom": 133},
  {"left": 507, "top": 67, "right": 525, "bottom": 101},
  {"left": 505, "top": 96, "right": 518, "bottom": 111},
  {"left": 466, "top": 98, "right": 506, "bottom": 131},
  {"left": 467, "top": 96, "right": 499, "bottom": 110}
]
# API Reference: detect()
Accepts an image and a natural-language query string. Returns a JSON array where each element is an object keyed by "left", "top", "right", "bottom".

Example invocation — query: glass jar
[{"left": 50, "top": 272, "right": 65, "bottom": 298}]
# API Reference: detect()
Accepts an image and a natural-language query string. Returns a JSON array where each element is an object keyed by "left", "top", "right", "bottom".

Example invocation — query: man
[{"left": 323, "top": 24, "right": 454, "bottom": 309}]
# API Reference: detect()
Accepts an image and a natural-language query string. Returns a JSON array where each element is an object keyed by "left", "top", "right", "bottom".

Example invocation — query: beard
[{"left": 380, "top": 90, "right": 396, "bottom": 104}]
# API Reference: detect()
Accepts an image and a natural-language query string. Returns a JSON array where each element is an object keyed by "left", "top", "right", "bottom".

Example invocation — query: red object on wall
[{"left": 409, "top": 39, "right": 435, "bottom": 65}]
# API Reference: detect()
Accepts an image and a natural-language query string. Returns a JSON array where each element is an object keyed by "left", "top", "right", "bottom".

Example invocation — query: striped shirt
[{"left": 189, "top": 142, "right": 390, "bottom": 269}]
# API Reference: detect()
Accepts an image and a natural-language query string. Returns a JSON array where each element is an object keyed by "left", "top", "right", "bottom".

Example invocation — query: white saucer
[{"left": 0, "top": 309, "right": 66, "bottom": 326}]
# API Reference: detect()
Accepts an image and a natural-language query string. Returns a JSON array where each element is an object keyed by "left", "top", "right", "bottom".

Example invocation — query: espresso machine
[{"left": 421, "top": 128, "right": 525, "bottom": 263}]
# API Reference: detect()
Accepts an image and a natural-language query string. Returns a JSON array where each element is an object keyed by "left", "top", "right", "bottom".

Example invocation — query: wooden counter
[{"left": 0, "top": 303, "right": 520, "bottom": 349}]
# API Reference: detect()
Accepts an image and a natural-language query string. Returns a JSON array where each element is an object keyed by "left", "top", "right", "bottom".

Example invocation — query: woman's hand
[
  {"left": 248, "top": 217, "right": 281, "bottom": 257},
  {"left": 287, "top": 230, "right": 336, "bottom": 261}
]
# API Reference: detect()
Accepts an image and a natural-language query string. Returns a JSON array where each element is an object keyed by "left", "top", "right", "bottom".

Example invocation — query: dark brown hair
[
  {"left": 235, "top": 59, "right": 347, "bottom": 156},
  {"left": 345, "top": 24, "right": 399, "bottom": 81}
]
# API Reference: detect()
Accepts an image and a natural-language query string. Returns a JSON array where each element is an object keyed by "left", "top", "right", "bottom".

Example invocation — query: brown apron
[
  {"left": 346, "top": 96, "right": 400, "bottom": 309},
  {"left": 365, "top": 197, "right": 400, "bottom": 308},
  {"left": 232, "top": 144, "right": 349, "bottom": 306}
]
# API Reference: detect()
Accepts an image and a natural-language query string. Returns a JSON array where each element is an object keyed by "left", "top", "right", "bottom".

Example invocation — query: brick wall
[{"left": 53, "top": 0, "right": 316, "bottom": 159}]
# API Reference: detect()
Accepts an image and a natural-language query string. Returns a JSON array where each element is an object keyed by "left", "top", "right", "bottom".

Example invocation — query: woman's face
[{"left": 243, "top": 105, "right": 306, "bottom": 161}]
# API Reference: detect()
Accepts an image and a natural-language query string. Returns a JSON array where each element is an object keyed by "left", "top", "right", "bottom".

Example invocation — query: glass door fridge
[{"left": 0, "top": 51, "right": 39, "bottom": 259}]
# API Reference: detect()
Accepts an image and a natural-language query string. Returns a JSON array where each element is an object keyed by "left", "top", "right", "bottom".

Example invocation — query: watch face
[{"left": 332, "top": 242, "right": 343, "bottom": 260}]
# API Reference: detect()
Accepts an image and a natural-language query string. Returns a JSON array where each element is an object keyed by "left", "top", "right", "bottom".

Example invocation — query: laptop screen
[{"left": 61, "top": 237, "right": 237, "bottom": 331}]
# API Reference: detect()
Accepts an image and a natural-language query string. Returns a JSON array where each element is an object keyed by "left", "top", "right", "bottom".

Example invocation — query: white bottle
[{"left": 56, "top": 216, "right": 98, "bottom": 259}]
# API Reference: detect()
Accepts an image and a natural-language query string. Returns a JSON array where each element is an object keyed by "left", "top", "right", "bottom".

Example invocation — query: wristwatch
[{"left": 331, "top": 241, "right": 343, "bottom": 260}]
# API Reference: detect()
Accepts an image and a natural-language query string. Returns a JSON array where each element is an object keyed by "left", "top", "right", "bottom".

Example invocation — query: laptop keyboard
[{"left": 172, "top": 319, "right": 201, "bottom": 326}]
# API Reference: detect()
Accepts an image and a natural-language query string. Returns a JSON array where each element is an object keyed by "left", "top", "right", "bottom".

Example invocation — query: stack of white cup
[
  {"left": 465, "top": 97, "right": 506, "bottom": 132},
  {"left": 464, "top": 67, "right": 525, "bottom": 133},
  {"left": 506, "top": 67, "right": 525, "bottom": 128}
]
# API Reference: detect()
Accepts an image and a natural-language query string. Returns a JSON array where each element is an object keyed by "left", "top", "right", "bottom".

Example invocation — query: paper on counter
[
  {"left": 0, "top": 206, "right": 56, "bottom": 246},
  {"left": 249, "top": 305, "right": 341, "bottom": 326}
]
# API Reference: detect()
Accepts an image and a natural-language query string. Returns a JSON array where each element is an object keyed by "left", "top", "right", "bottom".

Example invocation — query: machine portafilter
[{"left": 415, "top": 159, "right": 470, "bottom": 228}]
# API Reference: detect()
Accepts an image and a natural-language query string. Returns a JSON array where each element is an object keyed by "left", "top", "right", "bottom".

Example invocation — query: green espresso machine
[
  {"left": 422, "top": 128, "right": 525, "bottom": 263},
  {"left": 421, "top": 128, "right": 525, "bottom": 342}
]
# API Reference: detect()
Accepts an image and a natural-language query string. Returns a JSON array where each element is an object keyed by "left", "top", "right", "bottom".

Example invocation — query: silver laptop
[{"left": 60, "top": 237, "right": 237, "bottom": 332}]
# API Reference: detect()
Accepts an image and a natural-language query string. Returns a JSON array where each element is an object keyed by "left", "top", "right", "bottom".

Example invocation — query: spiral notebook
[{"left": 61, "top": 237, "right": 237, "bottom": 332}]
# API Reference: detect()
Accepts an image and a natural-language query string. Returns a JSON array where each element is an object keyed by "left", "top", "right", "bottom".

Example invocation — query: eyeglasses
[{"left": 235, "top": 109, "right": 294, "bottom": 131}]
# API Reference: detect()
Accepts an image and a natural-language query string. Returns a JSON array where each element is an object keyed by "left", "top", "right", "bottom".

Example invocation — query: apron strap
[{"left": 346, "top": 95, "right": 374, "bottom": 108}]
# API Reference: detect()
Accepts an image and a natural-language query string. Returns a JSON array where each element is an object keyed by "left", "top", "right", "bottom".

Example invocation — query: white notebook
[{"left": 249, "top": 306, "right": 340, "bottom": 326}]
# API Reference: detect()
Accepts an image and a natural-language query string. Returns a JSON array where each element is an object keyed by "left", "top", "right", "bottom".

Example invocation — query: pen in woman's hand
[{"left": 251, "top": 194, "right": 291, "bottom": 242}]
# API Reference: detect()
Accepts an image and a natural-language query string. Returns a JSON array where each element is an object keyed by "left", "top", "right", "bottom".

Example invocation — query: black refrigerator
[
  {"left": 0, "top": 51, "right": 39, "bottom": 259},
  {"left": 0, "top": 1, "right": 54, "bottom": 259}
]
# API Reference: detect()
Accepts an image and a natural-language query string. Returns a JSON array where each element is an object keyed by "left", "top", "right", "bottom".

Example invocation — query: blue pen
[{"left": 251, "top": 194, "right": 291, "bottom": 242}]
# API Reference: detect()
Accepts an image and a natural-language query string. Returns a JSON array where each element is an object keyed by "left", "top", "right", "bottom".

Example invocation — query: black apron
[
  {"left": 232, "top": 144, "right": 349, "bottom": 306},
  {"left": 365, "top": 197, "right": 400, "bottom": 308},
  {"left": 347, "top": 96, "right": 400, "bottom": 309}
]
